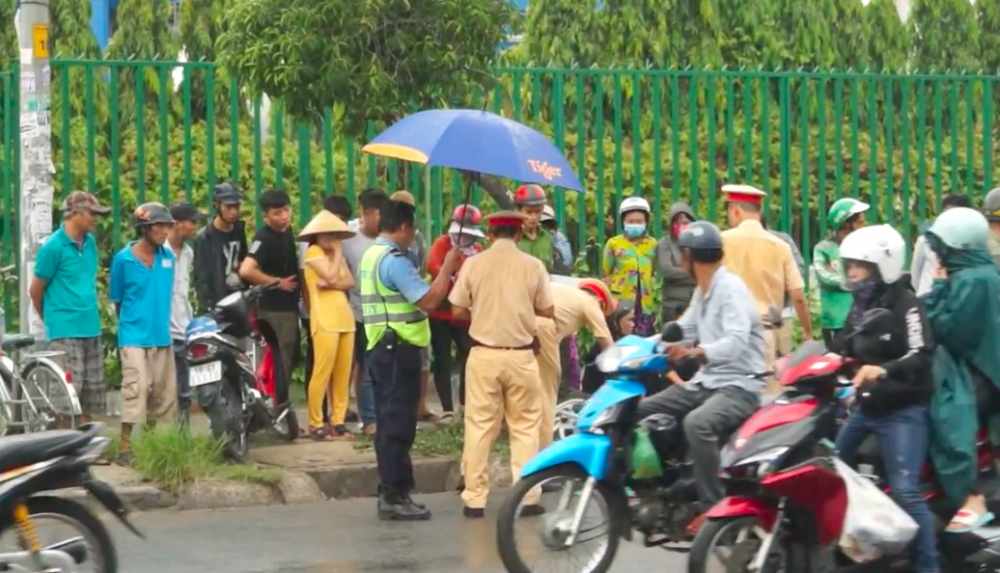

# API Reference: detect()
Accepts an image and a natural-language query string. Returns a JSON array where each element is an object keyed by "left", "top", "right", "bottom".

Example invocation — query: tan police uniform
[
  {"left": 719, "top": 184, "right": 805, "bottom": 370},
  {"left": 449, "top": 211, "right": 554, "bottom": 510},
  {"left": 536, "top": 282, "right": 612, "bottom": 450}
]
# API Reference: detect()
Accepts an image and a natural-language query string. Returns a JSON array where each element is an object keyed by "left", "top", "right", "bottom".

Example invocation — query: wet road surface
[{"left": 113, "top": 491, "right": 689, "bottom": 572}]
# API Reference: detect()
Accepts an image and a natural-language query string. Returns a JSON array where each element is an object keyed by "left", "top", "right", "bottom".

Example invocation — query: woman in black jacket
[{"left": 831, "top": 224, "right": 939, "bottom": 573}]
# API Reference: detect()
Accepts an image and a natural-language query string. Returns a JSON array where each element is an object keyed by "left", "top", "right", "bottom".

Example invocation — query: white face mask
[{"left": 450, "top": 233, "right": 476, "bottom": 248}]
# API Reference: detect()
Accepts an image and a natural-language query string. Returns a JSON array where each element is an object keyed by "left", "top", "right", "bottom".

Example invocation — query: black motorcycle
[
  {"left": 185, "top": 280, "right": 299, "bottom": 458},
  {"left": 0, "top": 422, "right": 143, "bottom": 572}
]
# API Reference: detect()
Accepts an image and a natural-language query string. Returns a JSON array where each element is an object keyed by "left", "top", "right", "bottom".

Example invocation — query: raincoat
[
  {"left": 924, "top": 243, "right": 1000, "bottom": 507},
  {"left": 812, "top": 237, "right": 853, "bottom": 330}
]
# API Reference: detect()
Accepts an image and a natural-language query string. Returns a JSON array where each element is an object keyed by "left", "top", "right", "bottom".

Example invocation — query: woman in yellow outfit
[{"left": 299, "top": 210, "right": 357, "bottom": 440}]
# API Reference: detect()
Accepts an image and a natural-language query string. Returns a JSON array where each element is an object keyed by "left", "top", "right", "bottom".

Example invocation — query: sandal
[
  {"left": 329, "top": 425, "right": 356, "bottom": 441},
  {"left": 309, "top": 427, "right": 336, "bottom": 442},
  {"left": 418, "top": 412, "right": 441, "bottom": 423},
  {"left": 946, "top": 509, "right": 995, "bottom": 533}
]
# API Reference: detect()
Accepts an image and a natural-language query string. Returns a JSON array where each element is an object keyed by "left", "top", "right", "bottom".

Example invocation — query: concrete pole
[{"left": 14, "top": 0, "right": 53, "bottom": 338}]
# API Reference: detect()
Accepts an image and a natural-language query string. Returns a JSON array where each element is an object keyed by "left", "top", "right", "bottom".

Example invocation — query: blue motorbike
[{"left": 497, "top": 331, "right": 709, "bottom": 573}]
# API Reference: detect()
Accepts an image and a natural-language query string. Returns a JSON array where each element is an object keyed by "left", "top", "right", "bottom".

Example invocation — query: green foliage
[
  {"left": 178, "top": 0, "right": 241, "bottom": 122},
  {"left": 912, "top": 0, "right": 982, "bottom": 71},
  {"left": 218, "top": 0, "right": 516, "bottom": 135},
  {"left": 50, "top": 0, "right": 100, "bottom": 59},
  {"left": 866, "top": 0, "right": 912, "bottom": 72},
  {"left": 0, "top": 0, "right": 16, "bottom": 65},
  {"left": 106, "top": 0, "right": 176, "bottom": 126},
  {"left": 981, "top": 0, "right": 1000, "bottom": 73}
]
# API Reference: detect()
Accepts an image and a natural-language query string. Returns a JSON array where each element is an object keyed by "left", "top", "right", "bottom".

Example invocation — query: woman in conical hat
[{"left": 299, "top": 210, "right": 357, "bottom": 440}]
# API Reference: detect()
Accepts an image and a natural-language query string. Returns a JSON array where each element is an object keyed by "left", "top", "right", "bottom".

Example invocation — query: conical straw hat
[{"left": 298, "top": 210, "right": 355, "bottom": 240}]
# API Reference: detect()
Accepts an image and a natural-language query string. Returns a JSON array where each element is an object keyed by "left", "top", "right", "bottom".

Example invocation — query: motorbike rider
[
  {"left": 193, "top": 182, "right": 248, "bottom": 313},
  {"left": 636, "top": 221, "right": 764, "bottom": 535},
  {"left": 922, "top": 207, "right": 1000, "bottom": 533},
  {"left": 829, "top": 224, "right": 939, "bottom": 573},
  {"left": 982, "top": 187, "right": 1000, "bottom": 266}
]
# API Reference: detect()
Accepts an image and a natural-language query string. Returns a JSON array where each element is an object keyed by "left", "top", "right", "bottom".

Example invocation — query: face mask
[
  {"left": 672, "top": 222, "right": 689, "bottom": 237},
  {"left": 624, "top": 223, "right": 646, "bottom": 238},
  {"left": 450, "top": 233, "right": 476, "bottom": 248}
]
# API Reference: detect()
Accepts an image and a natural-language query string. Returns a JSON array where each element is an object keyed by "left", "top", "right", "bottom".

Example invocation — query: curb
[{"left": 55, "top": 458, "right": 513, "bottom": 512}]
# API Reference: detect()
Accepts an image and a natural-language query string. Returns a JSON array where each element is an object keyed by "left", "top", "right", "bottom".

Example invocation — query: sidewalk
[{"left": 72, "top": 394, "right": 512, "bottom": 513}]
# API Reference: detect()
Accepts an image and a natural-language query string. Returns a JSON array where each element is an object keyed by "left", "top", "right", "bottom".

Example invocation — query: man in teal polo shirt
[
  {"left": 110, "top": 203, "right": 178, "bottom": 466},
  {"left": 30, "top": 191, "right": 112, "bottom": 423}
]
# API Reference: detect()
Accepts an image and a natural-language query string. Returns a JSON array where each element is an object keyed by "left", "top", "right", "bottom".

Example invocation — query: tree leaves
[{"left": 218, "top": 0, "right": 515, "bottom": 138}]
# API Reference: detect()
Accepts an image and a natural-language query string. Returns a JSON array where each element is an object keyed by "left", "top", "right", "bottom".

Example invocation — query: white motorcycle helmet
[
  {"left": 838, "top": 224, "right": 906, "bottom": 288},
  {"left": 619, "top": 196, "right": 651, "bottom": 217}
]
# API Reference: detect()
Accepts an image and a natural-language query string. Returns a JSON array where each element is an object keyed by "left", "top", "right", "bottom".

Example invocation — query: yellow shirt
[
  {"left": 303, "top": 245, "right": 355, "bottom": 335},
  {"left": 721, "top": 220, "right": 804, "bottom": 317}
]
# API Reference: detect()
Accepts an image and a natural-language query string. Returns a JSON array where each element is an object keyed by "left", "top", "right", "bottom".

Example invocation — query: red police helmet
[{"left": 513, "top": 184, "right": 547, "bottom": 207}]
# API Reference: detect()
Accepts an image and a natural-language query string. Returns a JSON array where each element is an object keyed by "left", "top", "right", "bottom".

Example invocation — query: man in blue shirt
[
  {"left": 360, "top": 200, "right": 459, "bottom": 520},
  {"left": 30, "top": 191, "right": 111, "bottom": 424},
  {"left": 109, "top": 203, "right": 178, "bottom": 466}
]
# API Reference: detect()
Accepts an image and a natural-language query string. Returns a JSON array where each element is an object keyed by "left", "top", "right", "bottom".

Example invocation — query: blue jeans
[
  {"left": 354, "top": 322, "right": 376, "bottom": 426},
  {"left": 172, "top": 340, "right": 191, "bottom": 425},
  {"left": 836, "top": 405, "right": 939, "bottom": 573}
]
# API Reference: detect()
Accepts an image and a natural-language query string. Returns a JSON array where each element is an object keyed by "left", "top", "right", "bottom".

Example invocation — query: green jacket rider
[{"left": 812, "top": 198, "right": 870, "bottom": 344}]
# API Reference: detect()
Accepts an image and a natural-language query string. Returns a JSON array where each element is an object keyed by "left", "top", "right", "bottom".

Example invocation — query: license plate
[{"left": 189, "top": 361, "right": 222, "bottom": 387}]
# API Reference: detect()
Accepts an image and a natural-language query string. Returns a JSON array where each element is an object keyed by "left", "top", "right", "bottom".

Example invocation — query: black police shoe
[
  {"left": 378, "top": 490, "right": 432, "bottom": 521},
  {"left": 463, "top": 506, "right": 485, "bottom": 519}
]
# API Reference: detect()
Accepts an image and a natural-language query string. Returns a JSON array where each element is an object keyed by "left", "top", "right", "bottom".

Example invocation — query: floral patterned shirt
[{"left": 601, "top": 234, "right": 658, "bottom": 314}]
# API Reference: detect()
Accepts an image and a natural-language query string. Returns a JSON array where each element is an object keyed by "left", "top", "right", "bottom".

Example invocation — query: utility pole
[{"left": 14, "top": 0, "right": 53, "bottom": 338}]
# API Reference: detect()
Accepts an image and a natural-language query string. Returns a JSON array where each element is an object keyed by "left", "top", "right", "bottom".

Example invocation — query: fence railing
[{"left": 1, "top": 61, "right": 998, "bottom": 318}]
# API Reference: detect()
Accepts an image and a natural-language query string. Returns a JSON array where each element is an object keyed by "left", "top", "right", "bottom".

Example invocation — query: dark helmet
[
  {"left": 132, "top": 202, "right": 174, "bottom": 229},
  {"left": 677, "top": 221, "right": 723, "bottom": 251},
  {"left": 212, "top": 181, "right": 242, "bottom": 205}
]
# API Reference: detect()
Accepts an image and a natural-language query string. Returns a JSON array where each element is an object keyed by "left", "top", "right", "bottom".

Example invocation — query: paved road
[{"left": 111, "top": 492, "right": 688, "bottom": 573}]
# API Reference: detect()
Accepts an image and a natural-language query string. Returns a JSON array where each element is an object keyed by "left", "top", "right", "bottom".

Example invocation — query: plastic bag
[
  {"left": 833, "top": 457, "right": 918, "bottom": 563},
  {"left": 631, "top": 427, "right": 663, "bottom": 479}
]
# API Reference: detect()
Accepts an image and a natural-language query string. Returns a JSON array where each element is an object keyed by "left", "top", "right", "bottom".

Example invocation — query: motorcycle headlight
[
  {"left": 721, "top": 446, "right": 789, "bottom": 480},
  {"left": 581, "top": 402, "right": 626, "bottom": 431},
  {"left": 595, "top": 346, "right": 639, "bottom": 373}
]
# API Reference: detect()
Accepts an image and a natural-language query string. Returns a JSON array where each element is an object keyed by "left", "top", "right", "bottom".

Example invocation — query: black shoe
[
  {"left": 463, "top": 506, "right": 485, "bottom": 519},
  {"left": 520, "top": 504, "right": 546, "bottom": 517},
  {"left": 404, "top": 492, "right": 427, "bottom": 510},
  {"left": 222, "top": 443, "right": 245, "bottom": 464},
  {"left": 378, "top": 493, "right": 432, "bottom": 521}
]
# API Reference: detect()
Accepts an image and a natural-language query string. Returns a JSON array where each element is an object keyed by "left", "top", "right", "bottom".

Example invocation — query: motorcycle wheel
[
  {"left": 221, "top": 382, "right": 250, "bottom": 458},
  {"left": 689, "top": 516, "right": 800, "bottom": 573},
  {"left": 0, "top": 496, "right": 118, "bottom": 573},
  {"left": 497, "top": 464, "right": 623, "bottom": 573}
]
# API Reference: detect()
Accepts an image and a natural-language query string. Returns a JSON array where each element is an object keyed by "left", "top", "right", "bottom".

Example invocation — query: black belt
[{"left": 470, "top": 338, "right": 535, "bottom": 352}]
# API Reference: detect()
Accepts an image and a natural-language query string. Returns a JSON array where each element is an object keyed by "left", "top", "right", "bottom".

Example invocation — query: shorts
[
  {"left": 120, "top": 346, "right": 178, "bottom": 425},
  {"left": 48, "top": 337, "right": 106, "bottom": 417}
]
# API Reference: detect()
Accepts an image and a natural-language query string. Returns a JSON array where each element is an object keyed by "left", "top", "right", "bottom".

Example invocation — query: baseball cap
[
  {"left": 61, "top": 191, "right": 111, "bottom": 215},
  {"left": 390, "top": 190, "right": 416, "bottom": 207},
  {"left": 170, "top": 202, "right": 207, "bottom": 222}
]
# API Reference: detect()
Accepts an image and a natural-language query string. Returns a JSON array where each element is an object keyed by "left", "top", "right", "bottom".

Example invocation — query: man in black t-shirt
[
  {"left": 239, "top": 189, "right": 301, "bottom": 405},
  {"left": 193, "top": 182, "right": 249, "bottom": 313}
]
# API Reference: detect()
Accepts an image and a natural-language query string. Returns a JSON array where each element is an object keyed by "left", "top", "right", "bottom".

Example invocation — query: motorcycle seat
[
  {"left": 0, "top": 430, "right": 92, "bottom": 473},
  {"left": 1, "top": 334, "right": 36, "bottom": 353}
]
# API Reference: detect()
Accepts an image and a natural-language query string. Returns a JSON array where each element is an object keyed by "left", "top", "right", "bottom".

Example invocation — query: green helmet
[
  {"left": 928, "top": 207, "right": 989, "bottom": 250},
  {"left": 827, "top": 198, "right": 870, "bottom": 230}
]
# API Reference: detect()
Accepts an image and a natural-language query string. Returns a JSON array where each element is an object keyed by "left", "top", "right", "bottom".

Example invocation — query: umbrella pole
[
  {"left": 423, "top": 167, "right": 432, "bottom": 240},
  {"left": 455, "top": 173, "right": 479, "bottom": 238}
]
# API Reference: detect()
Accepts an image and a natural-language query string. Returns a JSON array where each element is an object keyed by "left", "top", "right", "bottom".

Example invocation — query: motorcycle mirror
[
  {"left": 766, "top": 305, "right": 783, "bottom": 329},
  {"left": 859, "top": 308, "right": 893, "bottom": 333},
  {"left": 661, "top": 321, "right": 684, "bottom": 343}
]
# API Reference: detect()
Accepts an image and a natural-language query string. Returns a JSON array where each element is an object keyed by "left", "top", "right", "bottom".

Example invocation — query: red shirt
[{"left": 428, "top": 234, "right": 483, "bottom": 322}]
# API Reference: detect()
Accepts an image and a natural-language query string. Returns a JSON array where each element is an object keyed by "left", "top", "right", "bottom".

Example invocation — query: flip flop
[{"left": 946, "top": 509, "right": 995, "bottom": 533}]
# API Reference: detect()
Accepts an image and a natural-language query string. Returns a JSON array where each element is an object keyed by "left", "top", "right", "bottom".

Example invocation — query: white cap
[
  {"left": 541, "top": 205, "right": 555, "bottom": 222},
  {"left": 447, "top": 221, "right": 485, "bottom": 238},
  {"left": 720, "top": 184, "right": 767, "bottom": 199}
]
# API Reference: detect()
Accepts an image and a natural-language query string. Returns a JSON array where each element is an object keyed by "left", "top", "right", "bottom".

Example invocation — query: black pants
[
  {"left": 428, "top": 318, "right": 470, "bottom": 413},
  {"left": 301, "top": 318, "right": 329, "bottom": 424},
  {"left": 368, "top": 337, "right": 421, "bottom": 492}
]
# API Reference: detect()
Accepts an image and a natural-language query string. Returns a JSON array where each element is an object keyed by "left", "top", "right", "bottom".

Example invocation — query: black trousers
[
  {"left": 368, "top": 337, "right": 422, "bottom": 492},
  {"left": 822, "top": 328, "right": 841, "bottom": 348},
  {"left": 428, "top": 318, "right": 470, "bottom": 412}
]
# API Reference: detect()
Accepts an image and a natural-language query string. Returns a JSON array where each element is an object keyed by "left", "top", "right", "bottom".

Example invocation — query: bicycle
[{"left": 0, "top": 265, "right": 81, "bottom": 434}]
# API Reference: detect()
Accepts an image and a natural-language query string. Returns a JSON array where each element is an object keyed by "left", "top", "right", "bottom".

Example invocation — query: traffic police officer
[
  {"left": 449, "top": 211, "right": 554, "bottom": 518},
  {"left": 359, "top": 199, "right": 460, "bottom": 521}
]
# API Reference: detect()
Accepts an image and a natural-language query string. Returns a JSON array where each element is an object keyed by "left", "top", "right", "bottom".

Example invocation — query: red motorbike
[{"left": 687, "top": 335, "right": 1000, "bottom": 573}]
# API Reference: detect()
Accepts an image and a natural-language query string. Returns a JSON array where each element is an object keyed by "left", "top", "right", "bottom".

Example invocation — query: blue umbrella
[{"left": 362, "top": 109, "right": 584, "bottom": 192}]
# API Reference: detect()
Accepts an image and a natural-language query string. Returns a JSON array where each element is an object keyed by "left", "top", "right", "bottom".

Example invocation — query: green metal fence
[{"left": 1, "top": 61, "right": 998, "bottom": 319}]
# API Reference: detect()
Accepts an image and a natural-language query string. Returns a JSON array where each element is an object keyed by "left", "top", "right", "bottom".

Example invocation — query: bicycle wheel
[
  {"left": 0, "top": 363, "right": 17, "bottom": 435},
  {"left": 20, "top": 360, "right": 80, "bottom": 431}
]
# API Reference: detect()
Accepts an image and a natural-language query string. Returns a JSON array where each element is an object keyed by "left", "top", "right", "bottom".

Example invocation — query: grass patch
[
  {"left": 125, "top": 425, "right": 282, "bottom": 493},
  {"left": 353, "top": 424, "right": 510, "bottom": 459}
]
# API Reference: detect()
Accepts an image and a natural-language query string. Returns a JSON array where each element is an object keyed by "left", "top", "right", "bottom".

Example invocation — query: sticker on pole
[{"left": 31, "top": 24, "right": 49, "bottom": 59}]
